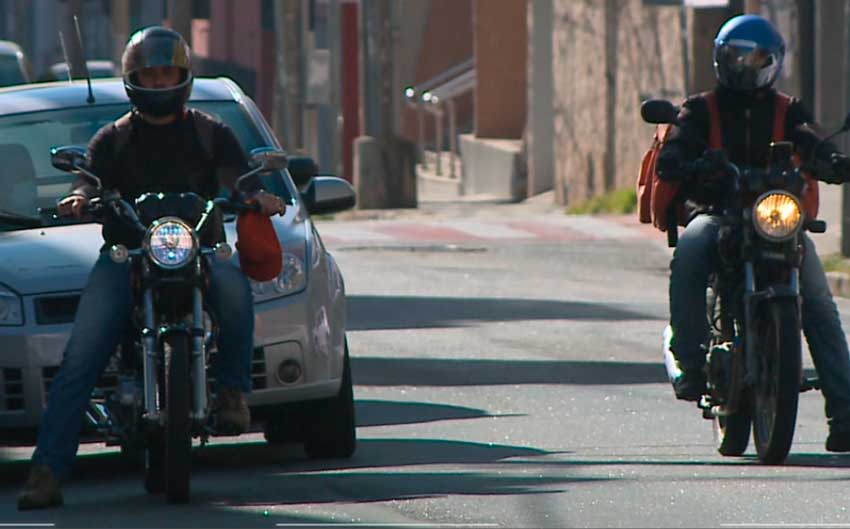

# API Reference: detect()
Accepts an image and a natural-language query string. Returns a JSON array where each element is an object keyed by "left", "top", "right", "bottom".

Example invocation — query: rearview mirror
[
  {"left": 50, "top": 145, "right": 88, "bottom": 172},
  {"left": 249, "top": 147, "right": 288, "bottom": 172},
  {"left": 641, "top": 99, "right": 679, "bottom": 125},
  {"left": 302, "top": 176, "right": 356, "bottom": 215}
]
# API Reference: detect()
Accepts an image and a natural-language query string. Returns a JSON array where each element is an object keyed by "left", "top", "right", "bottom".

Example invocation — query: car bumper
[{"left": 0, "top": 289, "right": 344, "bottom": 432}]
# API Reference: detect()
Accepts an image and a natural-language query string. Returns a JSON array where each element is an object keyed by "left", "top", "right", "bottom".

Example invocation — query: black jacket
[
  {"left": 71, "top": 109, "right": 263, "bottom": 248},
  {"left": 656, "top": 85, "right": 836, "bottom": 209}
]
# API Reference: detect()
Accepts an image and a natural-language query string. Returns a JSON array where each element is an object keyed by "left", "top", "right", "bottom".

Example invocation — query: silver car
[{"left": 0, "top": 77, "right": 357, "bottom": 457}]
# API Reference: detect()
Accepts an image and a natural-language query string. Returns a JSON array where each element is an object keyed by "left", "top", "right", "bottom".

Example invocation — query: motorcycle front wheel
[
  {"left": 164, "top": 333, "right": 192, "bottom": 503},
  {"left": 752, "top": 299, "right": 802, "bottom": 464}
]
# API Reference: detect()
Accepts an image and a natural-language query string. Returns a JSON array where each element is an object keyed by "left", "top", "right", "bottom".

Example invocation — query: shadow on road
[
  {"left": 352, "top": 356, "right": 669, "bottom": 386},
  {"left": 347, "top": 295, "right": 665, "bottom": 330},
  {"left": 355, "top": 399, "right": 521, "bottom": 427}
]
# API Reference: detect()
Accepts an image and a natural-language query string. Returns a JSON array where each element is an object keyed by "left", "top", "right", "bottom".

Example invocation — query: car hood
[{"left": 0, "top": 213, "right": 306, "bottom": 295}]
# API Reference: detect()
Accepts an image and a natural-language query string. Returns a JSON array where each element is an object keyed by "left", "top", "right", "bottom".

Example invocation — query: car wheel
[{"left": 303, "top": 341, "right": 356, "bottom": 459}]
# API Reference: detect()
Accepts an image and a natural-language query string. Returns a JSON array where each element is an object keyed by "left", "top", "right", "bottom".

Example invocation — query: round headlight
[
  {"left": 144, "top": 218, "right": 198, "bottom": 269},
  {"left": 753, "top": 191, "right": 803, "bottom": 242}
]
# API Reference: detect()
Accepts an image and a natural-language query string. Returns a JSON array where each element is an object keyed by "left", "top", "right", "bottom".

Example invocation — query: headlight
[
  {"left": 143, "top": 218, "right": 198, "bottom": 269},
  {"left": 753, "top": 191, "right": 803, "bottom": 242},
  {"left": 250, "top": 252, "right": 306, "bottom": 302},
  {"left": 0, "top": 284, "right": 23, "bottom": 326}
]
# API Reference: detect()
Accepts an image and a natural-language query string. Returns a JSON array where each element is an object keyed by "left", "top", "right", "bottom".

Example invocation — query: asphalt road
[{"left": 4, "top": 202, "right": 850, "bottom": 528}]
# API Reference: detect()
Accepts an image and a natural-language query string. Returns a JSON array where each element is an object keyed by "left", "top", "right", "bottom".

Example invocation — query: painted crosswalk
[{"left": 314, "top": 214, "right": 668, "bottom": 248}]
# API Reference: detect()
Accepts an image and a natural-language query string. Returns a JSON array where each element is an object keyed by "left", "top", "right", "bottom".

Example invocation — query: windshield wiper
[{"left": 0, "top": 208, "right": 42, "bottom": 228}]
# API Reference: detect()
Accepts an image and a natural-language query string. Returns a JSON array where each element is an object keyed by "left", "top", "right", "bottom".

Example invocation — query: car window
[
  {"left": 0, "top": 100, "right": 291, "bottom": 231},
  {"left": 0, "top": 54, "right": 27, "bottom": 87}
]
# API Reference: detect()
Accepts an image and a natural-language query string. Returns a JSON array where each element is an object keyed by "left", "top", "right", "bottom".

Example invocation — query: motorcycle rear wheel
[
  {"left": 752, "top": 300, "right": 801, "bottom": 464},
  {"left": 164, "top": 334, "right": 192, "bottom": 503}
]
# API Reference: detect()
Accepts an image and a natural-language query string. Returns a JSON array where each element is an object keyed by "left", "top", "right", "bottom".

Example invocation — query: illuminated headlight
[
  {"left": 0, "top": 284, "right": 23, "bottom": 326},
  {"left": 753, "top": 191, "right": 803, "bottom": 242},
  {"left": 143, "top": 218, "right": 198, "bottom": 269},
  {"left": 250, "top": 252, "right": 306, "bottom": 302}
]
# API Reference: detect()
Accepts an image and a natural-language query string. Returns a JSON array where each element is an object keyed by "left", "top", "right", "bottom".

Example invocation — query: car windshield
[
  {"left": 0, "top": 54, "right": 26, "bottom": 87},
  {"left": 0, "top": 100, "right": 291, "bottom": 232}
]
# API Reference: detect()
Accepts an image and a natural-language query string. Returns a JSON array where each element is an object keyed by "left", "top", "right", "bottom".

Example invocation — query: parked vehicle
[
  {"left": 0, "top": 40, "right": 31, "bottom": 87},
  {"left": 0, "top": 78, "right": 357, "bottom": 474},
  {"left": 44, "top": 60, "right": 116, "bottom": 82},
  {"left": 644, "top": 98, "right": 850, "bottom": 464}
]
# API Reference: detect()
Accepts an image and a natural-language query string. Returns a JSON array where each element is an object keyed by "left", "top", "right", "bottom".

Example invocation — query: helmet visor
[
  {"left": 714, "top": 40, "right": 781, "bottom": 91},
  {"left": 123, "top": 31, "right": 191, "bottom": 77}
]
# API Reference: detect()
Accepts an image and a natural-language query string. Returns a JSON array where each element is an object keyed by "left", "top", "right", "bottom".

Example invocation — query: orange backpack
[{"left": 636, "top": 91, "right": 819, "bottom": 231}]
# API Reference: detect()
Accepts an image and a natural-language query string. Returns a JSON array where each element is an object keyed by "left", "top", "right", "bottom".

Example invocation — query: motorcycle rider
[
  {"left": 17, "top": 27, "right": 285, "bottom": 510},
  {"left": 656, "top": 14, "right": 850, "bottom": 453}
]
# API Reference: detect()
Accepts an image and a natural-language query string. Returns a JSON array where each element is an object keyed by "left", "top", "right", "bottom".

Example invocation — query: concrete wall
[
  {"left": 551, "top": 1, "right": 686, "bottom": 206},
  {"left": 526, "top": 0, "right": 555, "bottom": 196}
]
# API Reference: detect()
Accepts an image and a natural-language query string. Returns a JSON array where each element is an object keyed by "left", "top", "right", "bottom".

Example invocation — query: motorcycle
[
  {"left": 49, "top": 145, "right": 286, "bottom": 502},
  {"left": 642, "top": 99, "right": 850, "bottom": 464}
]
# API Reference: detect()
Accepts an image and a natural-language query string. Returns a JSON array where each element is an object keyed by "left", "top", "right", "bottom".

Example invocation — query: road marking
[
  {"left": 275, "top": 524, "right": 499, "bottom": 528},
  {"left": 722, "top": 525, "right": 850, "bottom": 528}
]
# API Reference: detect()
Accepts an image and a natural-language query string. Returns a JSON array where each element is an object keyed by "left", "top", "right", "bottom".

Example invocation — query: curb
[{"left": 827, "top": 271, "right": 850, "bottom": 299}]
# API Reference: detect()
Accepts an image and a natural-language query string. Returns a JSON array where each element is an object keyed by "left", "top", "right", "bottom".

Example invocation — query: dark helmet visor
[{"left": 122, "top": 28, "right": 191, "bottom": 77}]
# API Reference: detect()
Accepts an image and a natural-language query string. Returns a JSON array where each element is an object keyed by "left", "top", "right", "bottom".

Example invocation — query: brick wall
[{"left": 551, "top": 1, "right": 686, "bottom": 206}]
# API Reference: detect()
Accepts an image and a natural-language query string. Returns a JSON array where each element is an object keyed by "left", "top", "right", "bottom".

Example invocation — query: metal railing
[{"left": 404, "top": 59, "right": 476, "bottom": 179}]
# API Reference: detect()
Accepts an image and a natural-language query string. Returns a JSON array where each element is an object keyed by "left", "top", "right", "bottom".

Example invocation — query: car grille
[
  {"left": 34, "top": 295, "right": 81, "bottom": 325},
  {"left": 42, "top": 347, "right": 267, "bottom": 399},
  {"left": 2, "top": 368, "right": 24, "bottom": 411}
]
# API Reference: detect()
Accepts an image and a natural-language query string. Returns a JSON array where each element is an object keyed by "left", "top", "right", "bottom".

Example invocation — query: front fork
[
  {"left": 141, "top": 259, "right": 209, "bottom": 426},
  {"left": 742, "top": 260, "right": 800, "bottom": 386}
]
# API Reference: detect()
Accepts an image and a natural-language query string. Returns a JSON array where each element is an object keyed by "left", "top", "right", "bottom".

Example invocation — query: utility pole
[
  {"left": 111, "top": 0, "right": 130, "bottom": 65},
  {"left": 272, "top": 0, "right": 304, "bottom": 151},
  {"left": 167, "top": 0, "right": 192, "bottom": 46},
  {"left": 353, "top": 0, "right": 416, "bottom": 209}
]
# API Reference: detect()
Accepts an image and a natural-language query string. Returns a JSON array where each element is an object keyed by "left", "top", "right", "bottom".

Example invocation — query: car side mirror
[
  {"left": 249, "top": 147, "right": 288, "bottom": 172},
  {"left": 641, "top": 99, "right": 680, "bottom": 125},
  {"left": 302, "top": 176, "right": 356, "bottom": 215},
  {"left": 287, "top": 156, "right": 320, "bottom": 188},
  {"left": 50, "top": 145, "right": 88, "bottom": 172}
]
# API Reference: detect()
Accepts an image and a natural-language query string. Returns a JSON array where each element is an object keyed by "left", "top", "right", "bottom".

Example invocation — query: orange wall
[{"left": 473, "top": 0, "right": 527, "bottom": 139}]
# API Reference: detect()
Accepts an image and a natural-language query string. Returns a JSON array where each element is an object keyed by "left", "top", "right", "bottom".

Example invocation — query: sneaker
[
  {"left": 17, "top": 464, "right": 63, "bottom": 511},
  {"left": 673, "top": 369, "right": 707, "bottom": 402},
  {"left": 826, "top": 429, "right": 850, "bottom": 453},
  {"left": 216, "top": 387, "right": 251, "bottom": 434}
]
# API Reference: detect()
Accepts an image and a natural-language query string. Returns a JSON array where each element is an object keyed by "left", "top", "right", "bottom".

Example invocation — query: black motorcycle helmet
[
  {"left": 121, "top": 26, "right": 193, "bottom": 117},
  {"left": 713, "top": 14, "right": 785, "bottom": 92}
]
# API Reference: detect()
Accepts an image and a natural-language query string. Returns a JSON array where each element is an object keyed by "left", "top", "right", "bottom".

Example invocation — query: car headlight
[
  {"left": 0, "top": 284, "right": 24, "bottom": 326},
  {"left": 250, "top": 252, "right": 306, "bottom": 302},
  {"left": 143, "top": 218, "right": 198, "bottom": 269},
  {"left": 753, "top": 191, "right": 803, "bottom": 242}
]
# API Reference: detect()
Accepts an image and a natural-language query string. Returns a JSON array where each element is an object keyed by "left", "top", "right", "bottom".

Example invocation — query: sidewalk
[{"left": 332, "top": 182, "right": 850, "bottom": 297}]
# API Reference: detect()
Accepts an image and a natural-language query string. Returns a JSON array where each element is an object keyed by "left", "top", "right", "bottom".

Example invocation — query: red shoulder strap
[
  {"left": 704, "top": 91, "right": 723, "bottom": 150},
  {"left": 773, "top": 92, "right": 790, "bottom": 142}
]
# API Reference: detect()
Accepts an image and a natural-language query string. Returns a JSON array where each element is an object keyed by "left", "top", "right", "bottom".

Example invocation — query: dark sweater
[{"left": 71, "top": 109, "right": 262, "bottom": 248}]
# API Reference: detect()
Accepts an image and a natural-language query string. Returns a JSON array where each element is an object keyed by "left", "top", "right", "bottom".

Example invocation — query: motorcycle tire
[
  {"left": 714, "top": 392, "right": 751, "bottom": 456},
  {"left": 164, "top": 334, "right": 192, "bottom": 503},
  {"left": 304, "top": 341, "right": 357, "bottom": 459},
  {"left": 752, "top": 300, "right": 801, "bottom": 464}
]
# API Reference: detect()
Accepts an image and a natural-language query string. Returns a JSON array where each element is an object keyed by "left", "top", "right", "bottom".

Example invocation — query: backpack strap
[
  {"left": 773, "top": 91, "right": 791, "bottom": 142},
  {"left": 187, "top": 108, "right": 216, "bottom": 163},
  {"left": 703, "top": 91, "right": 723, "bottom": 150},
  {"left": 111, "top": 111, "right": 134, "bottom": 159}
]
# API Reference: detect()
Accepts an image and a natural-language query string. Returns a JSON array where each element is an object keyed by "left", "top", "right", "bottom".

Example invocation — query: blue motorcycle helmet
[{"left": 713, "top": 14, "right": 785, "bottom": 91}]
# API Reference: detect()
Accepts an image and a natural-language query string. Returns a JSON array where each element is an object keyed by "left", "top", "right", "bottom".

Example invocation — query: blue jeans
[
  {"left": 32, "top": 252, "right": 255, "bottom": 479},
  {"left": 669, "top": 214, "right": 850, "bottom": 431}
]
